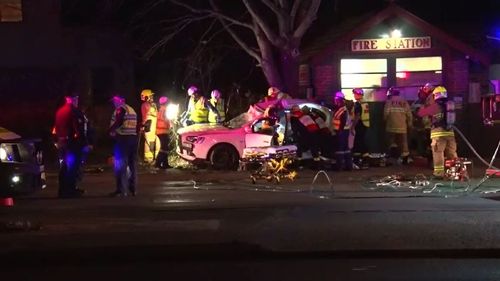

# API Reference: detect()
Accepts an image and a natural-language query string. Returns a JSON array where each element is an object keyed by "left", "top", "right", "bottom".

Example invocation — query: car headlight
[
  {"left": 0, "top": 147, "right": 7, "bottom": 161},
  {"left": 185, "top": 136, "right": 205, "bottom": 144}
]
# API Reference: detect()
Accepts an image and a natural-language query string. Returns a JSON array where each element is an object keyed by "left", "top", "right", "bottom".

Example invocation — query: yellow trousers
[{"left": 431, "top": 136, "right": 457, "bottom": 177}]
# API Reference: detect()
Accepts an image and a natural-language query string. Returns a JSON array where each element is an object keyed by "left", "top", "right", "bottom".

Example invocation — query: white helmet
[
  {"left": 159, "top": 96, "right": 168, "bottom": 105},
  {"left": 211, "top": 89, "right": 221, "bottom": 99},
  {"left": 187, "top": 86, "right": 198, "bottom": 96}
]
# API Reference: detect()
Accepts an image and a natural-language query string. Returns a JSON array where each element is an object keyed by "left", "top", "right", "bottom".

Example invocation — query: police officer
[
  {"left": 109, "top": 94, "right": 139, "bottom": 197},
  {"left": 418, "top": 86, "right": 458, "bottom": 179},
  {"left": 53, "top": 93, "right": 90, "bottom": 198}
]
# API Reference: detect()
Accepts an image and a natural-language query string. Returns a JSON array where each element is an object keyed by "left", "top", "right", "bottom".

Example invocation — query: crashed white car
[{"left": 176, "top": 99, "right": 332, "bottom": 170}]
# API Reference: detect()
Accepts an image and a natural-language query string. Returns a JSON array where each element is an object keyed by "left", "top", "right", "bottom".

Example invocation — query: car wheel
[{"left": 209, "top": 144, "right": 239, "bottom": 170}]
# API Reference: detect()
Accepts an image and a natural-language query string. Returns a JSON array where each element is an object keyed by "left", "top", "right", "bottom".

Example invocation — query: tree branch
[
  {"left": 293, "top": 0, "right": 321, "bottom": 39},
  {"left": 242, "top": 0, "right": 283, "bottom": 47},
  {"left": 290, "top": 0, "right": 302, "bottom": 27},
  {"left": 170, "top": 0, "right": 254, "bottom": 30}
]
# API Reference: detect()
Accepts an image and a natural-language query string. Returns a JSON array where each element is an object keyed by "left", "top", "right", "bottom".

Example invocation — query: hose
[{"left": 452, "top": 125, "right": 499, "bottom": 170}]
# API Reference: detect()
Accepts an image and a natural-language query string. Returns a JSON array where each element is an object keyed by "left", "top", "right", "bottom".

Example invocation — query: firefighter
[
  {"left": 384, "top": 87, "right": 412, "bottom": 164},
  {"left": 155, "top": 96, "right": 172, "bottom": 169},
  {"left": 418, "top": 86, "right": 458, "bottom": 179},
  {"left": 184, "top": 85, "right": 219, "bottom": 124},
  {"left": 290, "top": 105, "right": 321, "bottom": 168},
  {"left": 332, "top": 92, "right": 353, "bottom": 171},
  {"left": 53, "top": 93, "right": 90, "bottom": 198},
  {"left": 208, "top": 89, "right": 225, "bottom": 124},
  {"left": 140, "top": 89, "right": 158, "bottom": 164},
  {"left": 351, "top": 88, "right": 370, "bottom": 169},
  {"left": 303, "top": 105, "right": 333, "bottom": 160},
  {"left": 109, "top": 94, "right": 138, "bottom": 196},
  {"left": 410, "top": 84, "right": 433, "bottom": 164},
  {"left": 263, "top": 86, "right": 291, "bottom": 102}
]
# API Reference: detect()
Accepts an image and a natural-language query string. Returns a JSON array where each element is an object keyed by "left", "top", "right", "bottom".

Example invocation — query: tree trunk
[{"left": 279, "top": 48, "right": 300, "bottom": 98}]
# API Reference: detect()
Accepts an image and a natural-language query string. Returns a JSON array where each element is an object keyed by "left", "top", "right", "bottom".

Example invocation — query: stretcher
[{"left": 241, "top": 145, "right": 298, "bottom": 184}]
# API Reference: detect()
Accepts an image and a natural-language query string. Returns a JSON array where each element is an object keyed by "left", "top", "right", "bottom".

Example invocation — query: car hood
[
  {"left": 0, "top": 127, "right": 21, "bottom": 141},
  {"left": 177, "top": 124, "right": 244, "bottom": 135}
]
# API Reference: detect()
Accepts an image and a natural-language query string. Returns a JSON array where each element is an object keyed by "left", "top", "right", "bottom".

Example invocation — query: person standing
[
  {"left": 53, "top": 93, "right": 90, "bottom": 198},
  {"left": 140, "top": 89, "right": 158, "bottom": 164},
  {"left": 351, "top": 88, "right": 370, "bottom": 169},
  {"left": 384, "top": 87, "right": 412, "bottom": 164},
  {"left": 184, "top": 85, "right": 219, "bottom": 125},
  {"left": 418, "top": 86, "right": 458, "bottom": 179},
  {"left": 208, "top": 89, "right": 225, "bottom": 124},
  {"left": 332, "top": 92, "right": 353, "bottom": 171},
  {"left": 109, "top": 94, "right": 138, "bottom": 197},
  {"left": 410, "top": 84, "right": 433, "bottom": 164},
  {"left": 155, "top": 96, "right": 172, "bottom": 169}
]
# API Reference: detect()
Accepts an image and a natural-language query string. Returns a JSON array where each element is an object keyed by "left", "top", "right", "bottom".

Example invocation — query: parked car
[
  {"left": 176, "top": 99, "right": 332, "bottom": 170},
  {"left": 0, "top": 127, "right": 46, "bottom": 197}
]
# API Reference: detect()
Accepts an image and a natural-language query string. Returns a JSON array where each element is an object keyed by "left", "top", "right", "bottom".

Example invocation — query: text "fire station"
[{"left": 351, "top": 36, "right": 431, "bottom": 52}]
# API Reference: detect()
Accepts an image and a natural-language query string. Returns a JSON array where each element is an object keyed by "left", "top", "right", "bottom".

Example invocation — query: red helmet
[{"left": 352, "top": 88, "right": 364, "bottom": 96}]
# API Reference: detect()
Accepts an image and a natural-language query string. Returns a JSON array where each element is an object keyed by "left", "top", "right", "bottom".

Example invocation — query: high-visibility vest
[
  {"left": 360, "top": 102, "right": 370, "bottom": 127},
  {"left": 333, "top": 107, "right": 351, "bottom": 131},
  {"left": 208, "top": 98, "right": 225, "bottom": 123},
  {"left": 189, "top": 96, "right": 209, "bottom": 123},
  {"left": 156, "top": 104, "right": 171, "bottom": 135},
  {"left": 111, "top": 104, "right": 137, "bottom": 135}
]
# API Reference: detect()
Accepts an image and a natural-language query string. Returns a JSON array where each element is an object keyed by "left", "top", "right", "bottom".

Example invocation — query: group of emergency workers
[{"left": 262, "top": 83, "right": 458, "bottom": 179}]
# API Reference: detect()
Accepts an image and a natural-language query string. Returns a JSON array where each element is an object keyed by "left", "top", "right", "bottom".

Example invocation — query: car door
[{"left": 244, "top": 118, "right": 274, "bottom": 148}]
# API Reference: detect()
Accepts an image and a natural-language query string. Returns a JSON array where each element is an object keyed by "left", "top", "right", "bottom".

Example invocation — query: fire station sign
[{"left": 351, "top": 36, "right": 431, "bottom": 52}]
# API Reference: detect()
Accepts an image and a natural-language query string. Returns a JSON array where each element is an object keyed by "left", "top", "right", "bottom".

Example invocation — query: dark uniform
[
  {"left": 53, "top": 101, "right": 88, "bottom": 198},
  {"left": 352, "top": 101, "right": 370, "bottom": 168}
]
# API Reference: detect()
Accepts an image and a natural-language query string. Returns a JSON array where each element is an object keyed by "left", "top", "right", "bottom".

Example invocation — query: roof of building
[{"left": 303, "top": 3, "right": 490, "bottom": 66}]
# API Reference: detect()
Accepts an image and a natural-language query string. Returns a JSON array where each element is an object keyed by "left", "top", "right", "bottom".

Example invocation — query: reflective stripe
[
  {"left": 361, "top": 102, "right": 370, "bottom": 127},
  {"left": 208, "top": 98, "right": 225, "bottom": 123},
  {"left": 189, "top": 97, "right": 209, "bottom": 123},
  {"left": 299, "top": 114, "right": 319, "bottom": 132},
  {"left": 430, "top": 128, "right": 454, "bottom": 139},
  {"left": 111, "top": 104, "right": 137, "bottom": 135},
  {"left": 333, "top": 107, "right": 351, "bottom": 130}
]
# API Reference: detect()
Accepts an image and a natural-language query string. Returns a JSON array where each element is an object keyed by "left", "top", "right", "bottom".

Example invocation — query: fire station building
[{"left": 300, "top": 3, "right": 498, "bottom": 155}]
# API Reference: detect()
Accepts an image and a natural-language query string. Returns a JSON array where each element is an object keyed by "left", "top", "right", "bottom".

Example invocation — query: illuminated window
[
  {"left": 396, "top": 57, "right": 442, "bottom": 100},
  {"left": 341, "top": 59, "right": 388, "bottom": 100},
  {"left": 0, "top": 0, "right": 22, "bottom": 22}
]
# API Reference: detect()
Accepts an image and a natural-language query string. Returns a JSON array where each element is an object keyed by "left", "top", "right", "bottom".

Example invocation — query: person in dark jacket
[{"left": 53, "top": 93, "right": 90, "bottom": 198}]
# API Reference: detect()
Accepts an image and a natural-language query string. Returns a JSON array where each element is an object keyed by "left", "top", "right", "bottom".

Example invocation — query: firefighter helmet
[
  {"left": 268, "top": 87, "right": 280, "bottom": 97},
  {"left": 352, "top": 88, "right": 364, "bottom": 96},
  {"left": 386, "top": 87, "right": 400, "bottom": 97},
  {"left": 334, "top": 91, "right": 345, "bottom": 99},
  {"left": 159, "top": 96, "right": 168, "bottom": 105},
  {"left": 187, "top": 86, "right": 198, "bottom": 96},
  {"left": 433, "top": 86, "right": 448, "bottom": 100},
  {"left": 211, "top": 89, "right": 221, "bottom": 99},
  {"left": 140, "top": 89, "right": 154, "bottom": 101}
]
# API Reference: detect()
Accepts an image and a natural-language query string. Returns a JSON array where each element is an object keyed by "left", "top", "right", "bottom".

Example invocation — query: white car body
[{"left": 176, "top": 99, "right": 332, "bottom": 169}]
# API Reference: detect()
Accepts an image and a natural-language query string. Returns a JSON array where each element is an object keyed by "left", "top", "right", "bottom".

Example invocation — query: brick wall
[{"left": 313, "top": 65, "right": 336, "bottom": 97}]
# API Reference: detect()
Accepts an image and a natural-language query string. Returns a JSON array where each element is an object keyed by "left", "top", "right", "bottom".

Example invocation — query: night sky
[{"left": 62, "top": 0, "right": 500, "bottom": 94}]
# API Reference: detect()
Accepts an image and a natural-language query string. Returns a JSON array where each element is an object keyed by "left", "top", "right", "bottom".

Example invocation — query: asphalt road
[{"left": 2, "top": 165, "right": 500, "bottom": 280}]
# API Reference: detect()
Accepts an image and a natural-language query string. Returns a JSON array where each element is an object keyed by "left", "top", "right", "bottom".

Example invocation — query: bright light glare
[
  {"left": 0, "top": 147, "right": 7, "bottom": 161},
  {"left": 391, "top": 29, "right": 402, "bottom": 38},
  {"left": 11, "top": 175, "right": 20, "bottom": 183},
  {"left": 166, "top": 103, "right": 179, "bottom": 120},
  {"left": 381, "top": 33, "right": 389, "bottom": 38}
]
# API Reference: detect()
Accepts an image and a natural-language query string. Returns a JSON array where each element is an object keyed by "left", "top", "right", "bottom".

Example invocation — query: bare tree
[{"left": 147, "top": 0, "right": 321, "bottom": 97}]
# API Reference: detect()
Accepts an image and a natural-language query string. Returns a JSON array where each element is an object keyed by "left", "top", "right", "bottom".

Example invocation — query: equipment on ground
[
  {"left": 444, "top": 157, "right": 472, "bottom": 181},
  {"left": 241, "top": 145, "right": 297, "bottom": 184}
]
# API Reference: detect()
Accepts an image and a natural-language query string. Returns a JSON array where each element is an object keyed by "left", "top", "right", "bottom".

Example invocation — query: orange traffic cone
[{"left": 0, "top": 197, "right": 14, "bottom": 207}]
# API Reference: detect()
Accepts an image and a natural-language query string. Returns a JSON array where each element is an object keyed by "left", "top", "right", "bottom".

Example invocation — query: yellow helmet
[
  {"left": 432, "top": 86, "right": 447, "bottom": 100},
  {"left": 140, "top": 89, "right": 154, "bottom": 101}
]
